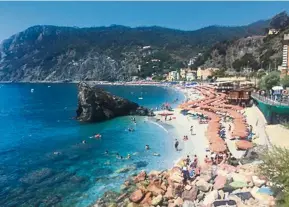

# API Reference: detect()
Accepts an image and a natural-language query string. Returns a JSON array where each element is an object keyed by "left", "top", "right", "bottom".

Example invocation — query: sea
[{"left": 0, "top": 83, "right": 184, "bottom": 207}]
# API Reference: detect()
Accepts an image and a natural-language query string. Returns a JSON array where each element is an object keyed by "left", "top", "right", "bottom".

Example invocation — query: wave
[{"left": 147, "top": 119, "right": 169, "bottom": 133}]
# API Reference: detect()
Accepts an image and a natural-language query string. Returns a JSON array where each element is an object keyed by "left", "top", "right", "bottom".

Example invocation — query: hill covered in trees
[
  {"left": 194, "top": 12, "right": 289, "bottom": 74},
  {"left": 0, "top": 15, "right": 272, "bottom": 81}
]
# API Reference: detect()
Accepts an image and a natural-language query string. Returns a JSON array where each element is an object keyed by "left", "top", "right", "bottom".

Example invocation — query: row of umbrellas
[{"left": 179, "top": 85, "right": 253, "bottom": 152}]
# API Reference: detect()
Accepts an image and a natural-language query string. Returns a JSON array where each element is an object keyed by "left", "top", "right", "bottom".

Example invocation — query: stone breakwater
[{"left": 94, "top": 163, "right": 275, "bottom": 207}]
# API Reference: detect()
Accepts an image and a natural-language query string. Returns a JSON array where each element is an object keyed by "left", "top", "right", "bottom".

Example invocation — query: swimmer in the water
[
  {"left": 105, "top": 150, "right": 108, "bottom": 154},
  {"left": 82, "top": 140, "right": 86, "bottom": 144},
  {"left": 127, "top": 154, "right": 131, "bottom": 159},
  {"left": 153, "top": 153, "right": 160, "bottom": 156},
  {"left": 145, "top": 145, "right": 150, "bottom": 150},
  {"left": 53, "top": 151, "right": 61, "bottom": 155}
]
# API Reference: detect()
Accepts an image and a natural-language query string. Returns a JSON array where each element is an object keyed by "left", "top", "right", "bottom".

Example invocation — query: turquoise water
[{"left": 0, "top": 83, "right": 184, "bottom": 207}]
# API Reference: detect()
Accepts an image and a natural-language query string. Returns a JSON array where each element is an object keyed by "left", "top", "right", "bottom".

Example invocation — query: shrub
[{"left": 259, "top": 146, "right": 289, "bottom": 206}]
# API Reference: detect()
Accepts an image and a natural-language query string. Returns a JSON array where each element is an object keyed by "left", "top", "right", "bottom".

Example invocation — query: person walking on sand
[
  {"left": 190, "top": 125, "right": 194, "bottom": 135},
  {"left": 174, "top": 139, "right": 179, "bottom": 151}
]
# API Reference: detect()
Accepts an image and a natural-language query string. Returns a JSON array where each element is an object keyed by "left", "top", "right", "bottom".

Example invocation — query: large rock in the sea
[{"left": 76, "top": 82, "right": 154, "bottom": 122}]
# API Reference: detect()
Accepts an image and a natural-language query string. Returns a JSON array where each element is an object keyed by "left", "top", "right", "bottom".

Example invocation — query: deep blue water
[{"left": 0, "top": 83, "right": 184, "bottom": 207}]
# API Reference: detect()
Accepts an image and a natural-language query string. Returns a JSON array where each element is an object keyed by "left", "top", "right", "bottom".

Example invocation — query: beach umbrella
[
  {"left": 236, "top": 140, "right": 253, "bottom": 150},
  {"left": 210, "top": 142, "right": 227, "bottom": 153}
]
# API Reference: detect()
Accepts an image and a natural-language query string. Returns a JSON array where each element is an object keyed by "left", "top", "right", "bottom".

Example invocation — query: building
[
  {"left": 268, "top": 29, "right": 279, "bottom": 35},
  {"left": 278, "top": 34, "right": 289, "bottom": 77},
  {"left": 186, "top": 72, "right": 195, "bottom": 81},
  {"left": 180, "top": 68, "right": 187, "bottom": 79},
  {"left": 167, "top": 71, "right": 179, "bottom": 81},
  {"left": 197, "top": 68, "right": 214, "bottom": 80}
]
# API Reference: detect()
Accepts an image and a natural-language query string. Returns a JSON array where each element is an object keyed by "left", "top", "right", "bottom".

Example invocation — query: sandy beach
[{"left": 153, "top": 87, "right": 209, "bottom": 165}]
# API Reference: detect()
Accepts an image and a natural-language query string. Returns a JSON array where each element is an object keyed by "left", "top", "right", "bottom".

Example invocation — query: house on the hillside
[{"left": 268, "top": 29, "right": 279, "bottom": 35}]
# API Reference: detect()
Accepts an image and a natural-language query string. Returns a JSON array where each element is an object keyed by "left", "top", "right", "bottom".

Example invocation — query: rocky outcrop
[
  {"left": 76, "top": 82, "right": 154, "bottom": 122},
  {"left": 95, "top": 163, "right": 276, "bottom": 207}
]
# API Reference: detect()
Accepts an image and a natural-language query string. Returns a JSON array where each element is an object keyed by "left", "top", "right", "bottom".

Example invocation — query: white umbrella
[{"left": 272, "top": 86, "right": 283, "bottom": 90}]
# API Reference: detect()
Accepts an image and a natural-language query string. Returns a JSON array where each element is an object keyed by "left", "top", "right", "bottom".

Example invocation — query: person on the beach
[
  {"left": 228, "top": 124, "right": 232, "bottom": 131},
  {"left": 204, "top": 155, "right": 211, "bottom": 164},
  {"left": 174, "top": 139, "right": 179, "bottom": 151},
  {"left": 249, "top": 125, "right": 253, "bottom": 133},
  {"left": 165, "top": 115, "right": 167, "bottom": 121},
  {"left": 182, "top": 166, "right": 190, "bottom": 184},
  {"left": 190, "top": 126, "right": 194, "bottom": 135},
  {"left": 145, "top": 145, "right": 150, "bottom": 150},
  {"left": 192, "top": 155, "right": 198, "bottom": 168},
  {"left": 186, "top": 155, "right": 191, "bottom": 166}
]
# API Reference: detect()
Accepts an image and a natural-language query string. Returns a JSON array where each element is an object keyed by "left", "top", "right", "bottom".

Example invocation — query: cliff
[{"left": 76, "top": 82, "right": 154, "bottom": 122}]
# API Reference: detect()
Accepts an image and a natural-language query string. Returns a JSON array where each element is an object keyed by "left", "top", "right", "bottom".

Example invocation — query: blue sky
[{"left": 0, "top": 1, "right": 289, "bottom": 41}]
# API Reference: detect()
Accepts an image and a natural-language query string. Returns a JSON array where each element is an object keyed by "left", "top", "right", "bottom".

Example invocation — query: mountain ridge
[{"left": 0, "top": 15, "right": 274, "bottom": 81}]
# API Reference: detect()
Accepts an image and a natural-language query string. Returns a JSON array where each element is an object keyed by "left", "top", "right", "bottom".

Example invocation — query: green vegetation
[
  {"left": 259, "top": 146, "right": 289, "bottom": 206},
  {"left": 281, "top": 75, "right": 289, "bottom": 88},
  {"left": 232, "top": 53, "right": 259, "bottom": 72},
  {"left": 258, "top": 71, "right": 280, "bottom": 90}
]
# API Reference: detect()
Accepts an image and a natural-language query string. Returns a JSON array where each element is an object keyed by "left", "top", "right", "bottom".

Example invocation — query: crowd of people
[{"left": 181, "top": 154, "right": 200, "bottom": 183}]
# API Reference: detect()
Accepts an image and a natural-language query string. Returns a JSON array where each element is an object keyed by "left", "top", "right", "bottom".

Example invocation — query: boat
[{"left": 138, "top": 97, "right": 143, "bottom": 100}]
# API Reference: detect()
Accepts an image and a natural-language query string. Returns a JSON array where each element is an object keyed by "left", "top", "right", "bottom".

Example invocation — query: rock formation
[{"left": 76, "top": 82, "right": 154, "bottom": 122}]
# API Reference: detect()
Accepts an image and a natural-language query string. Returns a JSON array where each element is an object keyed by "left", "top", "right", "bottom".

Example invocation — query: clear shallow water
[{"left": 0, "top": 83, "right": 184, "bottom": 207}]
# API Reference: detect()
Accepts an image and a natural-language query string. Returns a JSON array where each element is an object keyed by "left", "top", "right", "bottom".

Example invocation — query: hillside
[
  {"left": 0, "top": 20, "right": 270, "bottom": 81},
  {"left": 195, "top": 12, "right": 289, "bottom": 73}
]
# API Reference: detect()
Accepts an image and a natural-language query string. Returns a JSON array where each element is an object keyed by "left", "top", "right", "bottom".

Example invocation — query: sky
[{"left": 0, "top": 1, "right": 289, "bottom": 41}]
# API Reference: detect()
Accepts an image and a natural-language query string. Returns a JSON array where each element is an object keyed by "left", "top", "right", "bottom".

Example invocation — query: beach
[
  {"left": 96, "top": 84, "right": 277, "bottom": 207},
  {"left": 153, "top": 86, "right": 209, "bottom": 164}
]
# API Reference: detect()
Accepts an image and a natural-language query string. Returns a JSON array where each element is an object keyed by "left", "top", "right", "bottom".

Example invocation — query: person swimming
[
  {"left": 104, "top": 150, "right": 108, "bottom": 155},
  {"left": 145, "top": 145, "right": 150, "bottom": 150},
  {"left": 153, "top": 153, "right": 160, "bottom": 156},
  {"left": 128, "top": 128, "right": 134, "bottom": 132},
  {"left": 82, "top": 140, "right": 86, "bottom": 144},
  {"left": 95, "top": 134, "right": 102, "bottom": 139},
  {"left": 126, "top": 154, "right": 131, "bottom": 159}
]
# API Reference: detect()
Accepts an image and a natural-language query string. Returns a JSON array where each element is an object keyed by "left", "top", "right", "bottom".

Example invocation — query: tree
[
  {"left": 257, "top": 69, "right": 267, "bottom": 79},
  {"left": 259, "top": 146, "right": 289, "bottom": 206},
  {"left": 281, "top": 75, "right": 289, "bottom": 88},
  {"left": 258, "top": 71, "right": 280, "bottom": 90}
]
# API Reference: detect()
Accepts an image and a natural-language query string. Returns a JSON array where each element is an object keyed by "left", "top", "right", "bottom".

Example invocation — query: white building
[{"left": 186, "top": 72, "right": 195, "bottom": 81}]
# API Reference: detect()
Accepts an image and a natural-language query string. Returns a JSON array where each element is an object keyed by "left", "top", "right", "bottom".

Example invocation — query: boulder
[
  {"left": 197, "top": 192, "right": 205, "bottom": 201},
  {"left": 232, "top": 173, "right": 249, "bottom": 183},
  {"left": 182, "top": 185, "right": 198, "bottom": 201},
  {"left": 169, "top": 168, "right": 183, "bottom": 184},
  {"left": 127, "top": 202, "right": 139, "bottom": 207},
  {"left": 252, "top": 176, "right": 266, "bottom": 187},
  {"left": 134, "top": 171, "right": 147, "bottom": 183},
  {"left": 76, "top": 82, "right": 154, "bottom": 122},
  {"left": 203, "top": 190, "right": 218, "bottom": 206},
  {"left": 147, "top": 183, "right": 165, "bottom": 196},
  {"left": 196, "top": 179, "right": 212, "bottom": 192},
  {"left": 173, "top": 197, "right": 184, "bottom": 206},
  {"left": 218, "top": 190, "right": 225, "bottom": 199},
  {"left": 151, "top": 195, "right": 163, "bottom": 206},
  {"left": 183, "top": 200, "right": 196, "bottom": 207},
  {"left": 129, "top": 189, "right": 144, "bottom": 203},
  {"left": 214, "top": 175, "right": 227, "bottom": 190},
  {"left": 140, "top": 192, "right": 152, "bottom": 205},
  {"left": 164, "top": 186, "right": 174, "bottom": 199}
]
